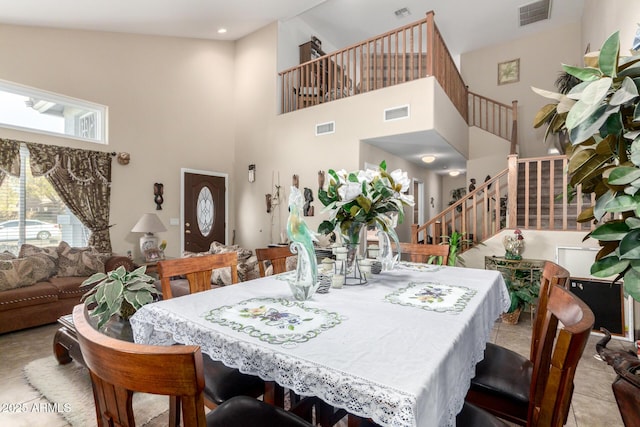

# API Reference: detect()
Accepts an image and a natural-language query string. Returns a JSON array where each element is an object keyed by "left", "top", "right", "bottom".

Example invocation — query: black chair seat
[
  {"left": 206, "top": 395, "right": 313, "bottom": 427},
  {"left": 467, "top": 342, "right": 532, "bottom": 422},
  {"left": 456, "top": 402, "right": 510, "bottom": 427},
  {"left": 202, "top": 354, "right": 265, "bottom": 404}
]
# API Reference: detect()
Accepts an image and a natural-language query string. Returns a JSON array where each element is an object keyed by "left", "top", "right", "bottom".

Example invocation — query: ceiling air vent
[
  {"left": 384, "top": 105, "right": 410, "bottom": 122},
  {"left": 519, "top": 0, "right": 551, "bottom": 26},
  {"left": 315, "top": 121, "right": 335, "bottom": 136}
]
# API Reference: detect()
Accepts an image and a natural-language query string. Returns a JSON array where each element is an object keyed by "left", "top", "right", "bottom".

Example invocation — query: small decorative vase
[
  {"left": 339, "top": 221, "right": 367, "bottom": 285},
  {"left": 503, "top": 235, "right": 524, "bottom": 260},
  {"left": 289, "top": 241, "right": 319, "bottom": 300}
]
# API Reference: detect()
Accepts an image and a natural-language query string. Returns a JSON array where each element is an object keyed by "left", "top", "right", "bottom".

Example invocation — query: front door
[{"left": 183, "top": 171, "right": 226, "bottom": 253}]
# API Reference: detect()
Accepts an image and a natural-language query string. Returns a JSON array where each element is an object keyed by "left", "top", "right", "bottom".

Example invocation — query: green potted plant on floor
[
  {"left": 81, "top": 265, "right": 160, "bottom": 333},
  {"left": 533, "top": 30, "right": 640, "bottom": 302},
  {"left": 502, "top": 276, "right": 540, "bottom": 324}
]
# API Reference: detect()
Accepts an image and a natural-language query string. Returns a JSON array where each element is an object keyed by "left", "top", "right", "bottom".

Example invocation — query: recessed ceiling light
[
  {"left": 217, "top": 28, "right": 227, "bottom": 34},
  {"left": 421, "top": 155, "right": 436, "bottom": 164},
  {"left": 449, "top": 170, "right": 460, "bottom": 177}
]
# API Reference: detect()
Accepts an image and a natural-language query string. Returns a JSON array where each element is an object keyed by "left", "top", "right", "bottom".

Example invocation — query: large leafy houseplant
[
  {"left": 81, "top": 265, "right": 160, "bottom": 329},
  {"left": 533, "top": 31, "right": 640, "bottom": 301}
]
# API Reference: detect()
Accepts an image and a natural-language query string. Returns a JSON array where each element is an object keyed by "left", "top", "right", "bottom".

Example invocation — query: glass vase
[
  {"left": 289, "top": 242, "right": 319, "bottom": 300},
  {"left": 377, "top": 226, "right": 400, "bottom": 271},
  {"left": 339, "top": 221, "right": 367, "bottom": 285}
]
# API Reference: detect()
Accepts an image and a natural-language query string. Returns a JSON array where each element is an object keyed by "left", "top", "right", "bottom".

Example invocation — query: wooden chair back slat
[
  {"left": 531, "top": 260, "right": 571, "bottom": 361},
  {"left": 393, "top": 242, "right": 450, "bottom": 265},
  {"left": 255, "top": 246, "right": 295, "bottom": 277},
  {"left": 72, "top": 305, "right": 208, "bottom": 427},
  {"left": 158, "top": 253, "right": 238, "bottom": 299},
  {"left": 528, "top": 285, "right": 594, "bottom": 426}
]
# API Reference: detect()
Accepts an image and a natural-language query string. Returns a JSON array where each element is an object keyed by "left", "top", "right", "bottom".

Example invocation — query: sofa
[{"left": 0, "top": 241, "right": 134, "bottom": 334}]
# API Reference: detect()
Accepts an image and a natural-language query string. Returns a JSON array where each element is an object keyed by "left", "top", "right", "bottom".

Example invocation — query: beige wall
[
  {"left": 461, "top": 23, "right": 582, "bottom": 159},
  {"left": 583, "top": 0, "right": 640, "bottom": 54},
  {"left": 0, "top": 24, "right": 237, "bottom": 259}
]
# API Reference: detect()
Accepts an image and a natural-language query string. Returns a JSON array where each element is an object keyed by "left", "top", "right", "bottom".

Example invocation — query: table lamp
[{"left": 131, "top": 213, "right": 167, "bottom": 254}]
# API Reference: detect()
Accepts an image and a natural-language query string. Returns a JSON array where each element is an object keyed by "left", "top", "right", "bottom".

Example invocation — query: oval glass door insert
[{"left": 197, "top": 186, "right": 214, "bottom": 237}]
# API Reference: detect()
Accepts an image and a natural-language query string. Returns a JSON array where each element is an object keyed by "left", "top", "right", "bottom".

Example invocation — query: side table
[{"left": 53, "top": 313, "right": 85, "bottom": 367}]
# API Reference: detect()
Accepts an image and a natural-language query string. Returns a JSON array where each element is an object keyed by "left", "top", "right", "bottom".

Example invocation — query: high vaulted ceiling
[{"left": 0, "top": 0, "right": 584, "bottom": 174}]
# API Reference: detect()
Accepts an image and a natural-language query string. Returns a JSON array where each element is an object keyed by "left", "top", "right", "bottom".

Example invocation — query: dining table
[{"left": 130, "top": 261, "right": 510, "bottom": 427}]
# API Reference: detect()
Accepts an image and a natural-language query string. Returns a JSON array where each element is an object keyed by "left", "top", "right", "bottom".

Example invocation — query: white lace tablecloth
[{"left": 131, "top": 262, "right": 509, "bottom": 427}]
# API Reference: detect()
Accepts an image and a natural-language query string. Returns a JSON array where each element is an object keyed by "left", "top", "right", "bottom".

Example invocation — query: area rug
[{"left": 23, "top": 356, "right": 168, "bottom": 426}]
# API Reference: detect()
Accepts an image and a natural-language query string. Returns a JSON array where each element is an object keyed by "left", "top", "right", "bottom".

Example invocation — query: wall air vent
[
  {"left": 519, "top": 0, "right": 551, "bottom": 27},
  {"left": 315, "top": 121, "right": 335, "bottom": 136},
  {"left": 384, "top": 105, "right": 410, "bottom": 122}
]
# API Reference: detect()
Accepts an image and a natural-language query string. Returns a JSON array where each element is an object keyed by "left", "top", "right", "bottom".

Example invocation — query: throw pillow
[
  {"left": 18, "top": 244, "right": 58, "bottom": 278},
  {"left": 0, "top": 251, "right": 16, "bottom": 260},
  {"left": 57, "top": 241, "right": 105, "bottom": 277},
  {"left": 0, "top": 258, "right": 38, "bottom": 291}
]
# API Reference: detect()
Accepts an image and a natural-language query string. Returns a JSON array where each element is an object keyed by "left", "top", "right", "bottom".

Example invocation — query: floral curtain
[
  {"left": 0, "top": 138, "right": 21, "bottom": 187},
  {"left": 26, "top": 142, "right": 113, "bottom": 253}
]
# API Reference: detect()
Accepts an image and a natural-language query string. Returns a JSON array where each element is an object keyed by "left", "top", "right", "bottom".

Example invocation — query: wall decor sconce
[
  {"left": 292, "top": 174, "right": 299, "bottom": 188},
  {"left": 248, "top": 164, "right": 256, "bottom": 183},
  {"left": 117, "top": 152, "right": 130, "bottom": 165},
  {"left": 318, "top": 170, "right": 325, "bottom": 191},
  {"left": 265, "top": 194, "right": 272, "bottom": 213},
  {"left": 154, "top": 183, "right": 164, "bottom": 210},
  {"left": 303, "top": 187, "right": 314, "bottom": 216}
]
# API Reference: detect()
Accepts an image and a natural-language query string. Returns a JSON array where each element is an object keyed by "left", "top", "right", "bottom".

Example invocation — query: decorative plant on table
[
  {"left": 318, "top": 160, "right": 414, "bottom": 271},
  {"left": 532, "top": 31, "right": 640, "bottom": 302},
  {"left": 81, "top": 265, "right": 160, "bottom": 330}
]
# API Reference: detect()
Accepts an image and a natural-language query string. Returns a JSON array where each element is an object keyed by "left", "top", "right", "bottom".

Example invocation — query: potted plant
[
  {"left": 502, "top": 276, "right": 540, "bottom": 324},
  {"left": 81, "top": 265, "right": 160, "bottom": 333},
  {"left": 533, "top": 30, "right": 640, "bottom": 303}
]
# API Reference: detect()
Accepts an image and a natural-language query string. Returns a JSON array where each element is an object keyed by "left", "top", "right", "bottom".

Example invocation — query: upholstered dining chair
[
  {"left": 392, "top": 242, "right": 450, "bottom": 265},
  {"left": 255, "top": 246, "right": 295, "bottom": 277},
  {"left": 72, "top": 305, "right": 314, "bottom": 427},
  {"left": 465, "top": 264, "right": 591, "bottom": 426},
  {"left": 156, "top": 254, "right": 266, "bottom": 416}
]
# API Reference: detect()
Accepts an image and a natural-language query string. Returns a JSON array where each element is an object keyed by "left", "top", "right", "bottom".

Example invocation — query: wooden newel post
[
  {"left": 411, "top": 224, "right": 418, "bottom": 244},
  {"left": 507, "top": 155, "right": 518, "bottom": 229},
  {"left": 510, "top": 100, "right": 518, "bottom": 155},
  {"left": 426, "top": 11, "right": 435, "bottom": 77},
  {"left": 434, "top": 220, "right": 442, "bottom": 244}
]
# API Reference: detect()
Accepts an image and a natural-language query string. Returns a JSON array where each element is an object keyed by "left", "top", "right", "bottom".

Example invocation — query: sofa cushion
[
  {"left": 0, "top": 281, "right": 58, "bottom": 311},
  {"left": 19, "top": 244, "right": 59, "bottom": 277},
  {"left": 48, "top": 276, "right": 95, "bottom": 300},
  {"left": 0, "top": 258, "right": 41, "bottom": 291},
  {"left": 56, "top": 241, "right": 105, "bottom": 277}
]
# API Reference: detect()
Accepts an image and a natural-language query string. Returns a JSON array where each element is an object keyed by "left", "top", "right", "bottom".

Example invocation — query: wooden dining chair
[
  {"left": 255, "top": 246, "right": 295, "bottom": 277},
  {"left": 157, "top": 254, "right": 265, "bottom": 414},
  {"left": 158, "top": 253, "right": 238, "bottom": 299},
  {"left": 465, "top": 281, "right": 594, "bottom": 426},
  {"left": 392, "top": 242, "right": 450, "bottom": 265},
  {"left": 73, "top": 305, "right": 314, "bottom": 427}
]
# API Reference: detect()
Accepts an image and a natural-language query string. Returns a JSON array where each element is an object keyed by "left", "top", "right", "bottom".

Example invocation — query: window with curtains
[
  {"left": 0, "top": 145, "right": 88, "bottom": 255},
  {"left": 0, "top": 139, "right": 113, "bottom": 255}
]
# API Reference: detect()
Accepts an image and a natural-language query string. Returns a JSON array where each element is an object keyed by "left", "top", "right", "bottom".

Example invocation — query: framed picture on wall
[{"left": 498, "top": 58, "right": 520, "bottom": 85}]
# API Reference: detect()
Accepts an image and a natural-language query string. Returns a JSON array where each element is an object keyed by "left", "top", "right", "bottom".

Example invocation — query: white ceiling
[{"left": 0, "top": 0, "right": 584, "bottom": 174}]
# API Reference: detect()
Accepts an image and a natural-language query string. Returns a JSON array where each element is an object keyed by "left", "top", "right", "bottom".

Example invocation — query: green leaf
[
  {"left": 608, "top": 166, "right": 640, "bottom": 185},
  {"left": 590, "top": 255, "right": 629, "bottom": 277},
  {"left": 81, "top": 272, "right": 107, "bottom": 287},
  {"left": 561, "top": 64, "right": 602, "bottom": 82},
  {"left": 609, "top": 77, "right": 638, "bottom": 106},
  {"left": 626, "top": 217, "right": 640, "bottom": 229},
  {"left": 318, "top": 220, "right": 335, "bottom": 235},
  {"left": 623, "top": 269, "right": 640, "bottom": 301},
  {"left": 604, "top": 194, "right": 640, "bottom": 213},
  {"left": 594, "top": 190, "right": 616, "bottom": 221},
  {"left": 533, "top": 104, "right": 557, "bottom": 128},
  {"left": 379, "top": 160, "right": 387, "bottom": 171},
  {"left": 569, "top": 104, "right": 620, "bottom": 144},
  {"left": 590, "top": 221, "right": 630, "bottom": 241},
  {"left": 598, "top": 31, "right": 620, "bottom": 78},
  {"left": 104, "top": 280, "right": 124, "bottom": 309},
  {"left": 620, "top": 228, "right": 640, "bottom": 259}
]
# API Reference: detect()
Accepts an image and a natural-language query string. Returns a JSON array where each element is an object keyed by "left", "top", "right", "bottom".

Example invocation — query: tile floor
[{"left": 0, "top": 314, "right": 630, "bottom": 426}]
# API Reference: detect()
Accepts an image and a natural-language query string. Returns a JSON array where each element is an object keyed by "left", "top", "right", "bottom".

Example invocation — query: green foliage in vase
[
  {"left": 81, "top": 265, "right": 160, "bottom": 329},
  {"left": 505, "top": 277, "right": 540, "bottom": 313},
  {"left": 532, "top": 31, "right": 640, "bottom": 301},
  {"left": 317, "top": 160, "right": 414, "bottom": 242}
]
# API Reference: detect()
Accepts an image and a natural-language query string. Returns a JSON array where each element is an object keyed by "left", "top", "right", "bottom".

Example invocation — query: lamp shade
[{"left": 131, "top": 213, "right": 167, "bottom": 233}]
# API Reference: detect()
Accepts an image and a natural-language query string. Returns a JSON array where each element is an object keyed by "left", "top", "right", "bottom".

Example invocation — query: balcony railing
[{"left": 279, "top": 11, "right": 467, "bottom": 120}]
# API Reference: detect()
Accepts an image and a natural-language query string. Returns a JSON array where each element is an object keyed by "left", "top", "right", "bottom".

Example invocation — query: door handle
[
  {"left": 185, "top": 230, "right": 191, "bottom": 234},
  {"left": 185, "top": 222, "right": 190, "bottom": 227}
]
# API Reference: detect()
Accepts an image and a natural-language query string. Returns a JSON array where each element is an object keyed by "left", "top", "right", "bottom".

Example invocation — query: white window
[
  {"left": 0, "top": 79, "right": 107, "bottom": 144},
  {"left": 0, "top": 145, "right": 88, "bottom": 255}
]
